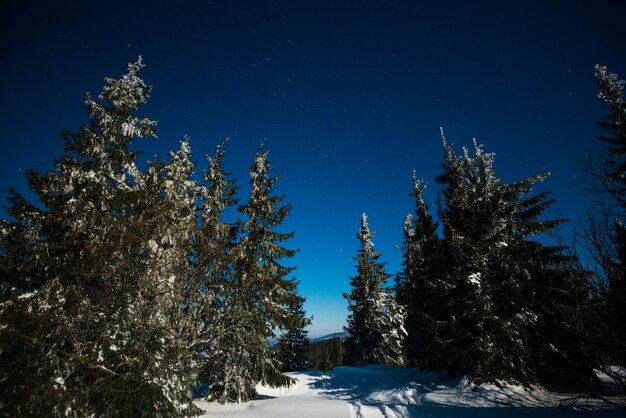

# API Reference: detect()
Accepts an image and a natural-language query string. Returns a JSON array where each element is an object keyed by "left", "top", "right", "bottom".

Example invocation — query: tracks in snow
[
  {"left": 350, "top": 401, "right": 404, "bottom": 418},
  {"left": 328, "top": 369, "right": 406, "bottom": 418}
]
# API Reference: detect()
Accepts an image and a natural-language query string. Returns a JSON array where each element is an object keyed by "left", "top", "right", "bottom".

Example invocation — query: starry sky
[{"left": 1, "top": 1, "right": 625, "bottom": 337}]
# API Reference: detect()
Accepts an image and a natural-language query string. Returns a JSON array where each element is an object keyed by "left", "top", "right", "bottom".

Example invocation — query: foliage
[
  {"left": 0, "top": 58, "right": 201, "bottom": 417},
  {"left": 278, "top": 294, "right": 311, "bottom": 372},
  {"left": 396, "top": 175, "right": 445, "bottom": 370},
  {"left": 0, "top": 59, "right": 309, "bottom": 415},
  {"left": 200, "top": 146, "right": 310, "bottom": 403},
  {"left": 397, "top": 132, "right": 597, "bottom": 387},
  {"left": 308, "top": 336, "right": 345, "bottom": 371},
  {"left": 579, "top": 65, "right": 626, "bottom": 394},
  {"left": 344, "top": 214, "right": 406, "bottom": 367}
]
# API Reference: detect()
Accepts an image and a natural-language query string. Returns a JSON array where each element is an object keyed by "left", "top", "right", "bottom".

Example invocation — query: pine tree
[
  {"left": 432, "top": 138, "right": 498, "bottom": 378},
  {"left": 344, "top": 213, "right": 405, "bottom": 367},
  {"left": 216, "top": 145, "right": 307, "bottom": 402},
  {"left": 307, "top": 335, "right": 346, "bottom": 370},
  {"left": 374, "top": 288, "right": 407, "bottom": 367},
  {"left": 397, "top": 175, "right": 445, "bottom": 369},
  {"left": 134, "top": 138, "right": 201, "bottom": 415},
  {"left": 328, "top": 335, "right": 345, "bottom": 367},
  {"left": 395, "top": 214, "right": 415, "bottom": 308},
  {"left": 278, "top": 294, "right": 311, "bottom": 372},
  {"left": 192, "top": 142, "right": 249, "bottom": 404},
  {"left": 0, "top": 58, "right": 201, "bottom": 417},
  {"left": 433, "top": 134, "right": 595, "bottom": 385}
]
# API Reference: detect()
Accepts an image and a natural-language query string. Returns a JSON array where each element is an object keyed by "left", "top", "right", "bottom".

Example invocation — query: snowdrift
[{"left": 195, "top": 365, "right": 624, "bottom": 417}]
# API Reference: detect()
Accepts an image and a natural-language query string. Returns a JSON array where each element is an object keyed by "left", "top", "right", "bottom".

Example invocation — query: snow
[
  {"left": 195, "top": 370, "right": 349, "bottom": 417},
  {"left": 468, "top": 272, "right": 481, "bottom": 287},
  {"left": 195, "top": 366, "right": 624, "bottom": 418}
]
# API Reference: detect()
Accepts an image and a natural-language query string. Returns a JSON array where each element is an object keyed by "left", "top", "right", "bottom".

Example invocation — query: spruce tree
[
  {"left": 192, "top": 142, "right": 248, "bottom": 404},
  {"left": 219, "top": 145, "right": 308, "bottom": 402},
  {"left": 344, "top": 213, "right": 405, "bottom": 367},
  {"left": 0, "top": 58, "right": 201, "bottom": 417},
  {"left": 433, "top": 138, "right": 501, "bottom": 378},
  {"left": 278, "top": 294, "right": 311, "bottom": 372},
  {"left": 397, "top": 176, "right": 446, "bottom": 370},
  {"left": 594, "top": 65, "right": 626, "bottom": 204},
  {"left": 433, "top": 134, "right": 595, "bottom": 385},
  {"left": 118, "top": 138, "right": 201, "bottom": 416},
  {"left": 374, "top": 288, "right": 407, "bottom": 367}
]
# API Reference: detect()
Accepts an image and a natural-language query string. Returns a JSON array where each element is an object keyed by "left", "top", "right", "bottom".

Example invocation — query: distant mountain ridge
[{"left": 311, "top": 332, "right": 348, "bottom": 343}]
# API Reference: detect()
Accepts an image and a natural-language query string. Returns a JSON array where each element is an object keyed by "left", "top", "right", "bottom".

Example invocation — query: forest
[{"left": 0, "top": 59, "right": 624, "bottom": 417}]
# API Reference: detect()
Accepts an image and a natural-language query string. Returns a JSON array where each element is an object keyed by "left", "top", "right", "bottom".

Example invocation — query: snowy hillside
[{"left": 195, "top": 366, "right": 625, "bottom": 418}]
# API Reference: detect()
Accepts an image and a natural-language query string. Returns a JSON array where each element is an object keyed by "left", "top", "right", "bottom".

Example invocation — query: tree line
[{"left": 343, "top": 65, "right": 626, "bottom": 395}]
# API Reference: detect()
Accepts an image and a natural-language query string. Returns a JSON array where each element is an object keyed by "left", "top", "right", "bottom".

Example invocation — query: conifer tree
[
  {"left": 433, "top": 134, "right": 595, "bottom": 385},
  {"left": 397, "top": 176, "right": 446, "bottom": 369},
  {"left": 595, "top": 65, "right": 626, "bottom": 366},
  {"left": 192, "top": 142, "right": 248, "bottom": 404},
  {"left": 594, "top": 65, "right": 626, "bottom": 204},
  {"left": 374, "top": 288, "right": 407, "bottom": 367},
  {"left": 0, "top": 58, "right": 200, "bottom": 417},
  {"left": 582, "top": 65, "right": 626, "bottom": 392},
  {"left": 311, "top": 343, "right": 333, "bottom": 371},
  {"left": 395, "top": 214, "right": 416, "bottom": 308},
  {"left": 344, "top": 213, "right": 405, "bottom": 367},
  {"left": 124, "top": 137, "right": 201, "bottom": 416},
  {"left": 217, "top": 145, "right": 307, "bottom": 402},
  {"left": 278, "top": 294, "right": 311, "bottom": 372},
  {"left": 433, "top": 138, "right": 503, "bottom": 378}
]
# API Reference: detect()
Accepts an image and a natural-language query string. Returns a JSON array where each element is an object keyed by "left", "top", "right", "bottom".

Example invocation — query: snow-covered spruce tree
[
  {"left": 395, "top": 215, "right": 415, "bottom": 308},
  {"left": 192, "top": 142, "right": 255, "bottom": 404},
  {"left": 482, "top": 167, "right": 593, "bottom": 386},
  {"left": 0, "top": 58, "right": 201, "bottom": 417},
  {"left": 374, "top": 287, "right": 407, "bottom": 367},
  {"left": 344, "top": 213, "right": 405, "bottom": 367},
  {"left": 434, "top": 134, "right": 595, "bottom": 385},
  {"left": 595, "top": 65, "right": 626, "bottom": 203},
  {"left": 396, "top": 175, "right": 447, "bottom": 370},
  {"left": 502, "top": 158, "right": 598, "bottom": 387},
  {"left": 435, "top": 137, "right": 539, "bottom": 381},
  {"left": 278, "top": 294, "right": 311, "bottom": 372},
  {"left": 514, "top": 193, "right": 597, "bottom": 386},
  {"left": 428, "top": 138, "right": 497, "bottom": 378},
  {"left": 214, "top": 145, "right": 308, "bottom": 402},
  {"left": 593, "top": 65, "right": 626, "bottom": 375},
  {"left": 132, "top": 138, "right": 202, "bottom": 415}
]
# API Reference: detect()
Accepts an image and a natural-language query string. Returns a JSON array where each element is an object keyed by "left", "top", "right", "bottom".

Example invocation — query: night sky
[{"left": 1, "top": 1, "right": 625, "bottom": 337}]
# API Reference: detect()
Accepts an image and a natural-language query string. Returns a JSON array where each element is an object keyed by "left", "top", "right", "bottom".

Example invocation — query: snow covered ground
[{"left": 195, "top": 366, "right": 625, "bottom": 417}]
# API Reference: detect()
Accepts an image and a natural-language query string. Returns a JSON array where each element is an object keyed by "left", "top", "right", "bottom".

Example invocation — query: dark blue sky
[{"left": 1, "top": 1, "right": 625, "bottom": 336}]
